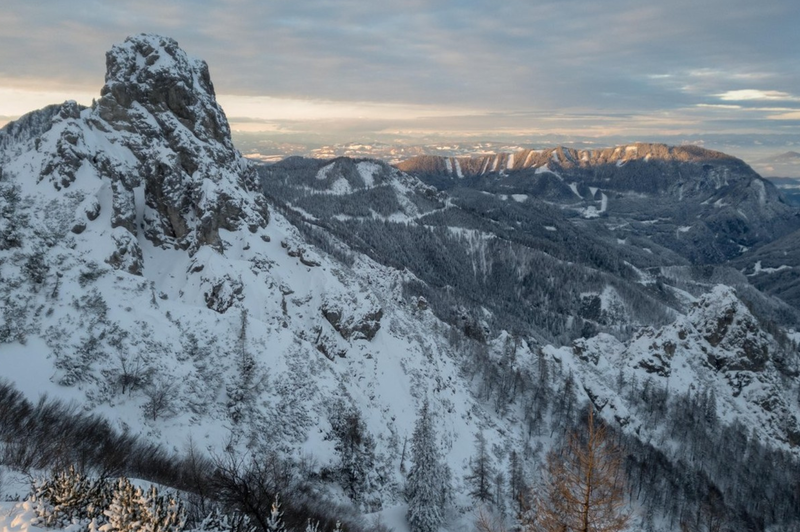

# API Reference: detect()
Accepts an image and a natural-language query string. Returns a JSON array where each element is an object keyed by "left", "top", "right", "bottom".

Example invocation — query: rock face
[
  {"left": 321, "top": 294, "right": 383, "bottom": 341},
  {"left": 96, "top": 35, "right": 268, "bottom": 253},
  {"left": 576, "top": 285, "right": 800, "bottom": 446},
  {"left": 0, "top": 34, "right": 269, "bottom": 271}
]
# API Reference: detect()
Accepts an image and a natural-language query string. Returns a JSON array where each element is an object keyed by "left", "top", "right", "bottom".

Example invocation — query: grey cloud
[{"left": 1, "top": 0, "right": 798, "bottom": 141}]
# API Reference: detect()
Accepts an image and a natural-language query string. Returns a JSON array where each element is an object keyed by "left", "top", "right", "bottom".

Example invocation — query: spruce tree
[
  {"left": 465, "top": 432, "right": 494, "bottom": 503},
  {"left": 406, "top": 399, "right": 448, "bottom": 532}
]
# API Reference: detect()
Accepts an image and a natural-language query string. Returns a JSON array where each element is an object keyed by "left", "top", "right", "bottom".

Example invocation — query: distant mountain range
[{"left": 396, "top": 145, "right": 800, "bottom": 264}]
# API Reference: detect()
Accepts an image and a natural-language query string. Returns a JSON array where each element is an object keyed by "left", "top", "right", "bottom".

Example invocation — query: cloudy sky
[{"left": 2, "top": 0, "right": 799, "bottom": 159}]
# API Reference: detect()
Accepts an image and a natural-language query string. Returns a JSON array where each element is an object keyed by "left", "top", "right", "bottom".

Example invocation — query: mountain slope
[
  {"left": 259, "top": 156, "right": 692, "bottom": 341},
  {"left": 0, "top": 35, "right": 542, "bottom": 521},
  {"left": 397, "top": 144, "right": 800, "bottom": 264}
]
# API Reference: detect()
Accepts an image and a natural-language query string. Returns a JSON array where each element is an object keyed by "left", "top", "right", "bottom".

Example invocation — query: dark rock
[{"left": 321, "top": 297, "right": 383, "bottom": 341}]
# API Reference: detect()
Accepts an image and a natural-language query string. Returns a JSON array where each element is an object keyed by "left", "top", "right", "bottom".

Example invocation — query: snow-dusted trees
[
  {"left": 30, "top": 469, "right": 184, "bottom": 532},
  {"left": 406, "top": 400, "right": 450, "bottom": 532},
  {"left": 226, "top": 309, "right": 265, "bottom": 424},
  {"left": 530, "top": 409, "right": 629, "bottom": 532},
  {"left": 265, "top": 494, "right": 285, "bottom": 532},
  {"left": 102, "top": 478, "right": 185, "bottom": 532},
  {"left": 465, "top": 432, "right": 495, "bottom": 504},
  {"left": 327, "top": 401, "right": 376, "bottom": 504},
  {"left": 31, "top": 465, "right": 111, "bottom": 528}
]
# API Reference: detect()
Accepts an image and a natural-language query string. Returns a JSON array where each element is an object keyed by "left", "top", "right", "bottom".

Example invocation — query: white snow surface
[{"left": 453, "top": 158, "right": 463, "bottom": 179}]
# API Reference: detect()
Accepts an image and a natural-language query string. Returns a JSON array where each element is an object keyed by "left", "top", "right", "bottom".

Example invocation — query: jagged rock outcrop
[
  {"left": 321, "top": 294, "right": 383, "bottom": 342},
  {"left": 575, "top": 285, "right": 800, "bottom": 446},
  {"left": 0, "top": 34, "right": 269, "bottom": 270},
  {"left": 96, "top": 34, "right": 269, "bottom": 253}
]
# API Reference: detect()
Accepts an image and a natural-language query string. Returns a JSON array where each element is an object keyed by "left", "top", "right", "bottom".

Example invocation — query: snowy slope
[{"left": 0, "top": 35, "right": 531, "bottom": 523}]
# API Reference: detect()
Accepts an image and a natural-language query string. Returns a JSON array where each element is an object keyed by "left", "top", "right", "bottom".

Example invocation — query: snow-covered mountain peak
[
  {"left": 100, "top": 33, "right": 229, "bottom": 146},
  {"left": 1, "top": 34, "right": 268, "bottom": 263}
]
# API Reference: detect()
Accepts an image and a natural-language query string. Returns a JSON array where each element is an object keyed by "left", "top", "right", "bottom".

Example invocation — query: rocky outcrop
[
  {"left": 689, "top": 288, "right": 771, "bottom": 372},
  {"left": 321, "top": 295, "right": 383, "bottom": 341},
  {"left": 615, "top": 285, "right": 800, "bottom": 444},
  {"left": 1, "top": 34, "right": 269, "bottom": 268},
  {"left": 95, "top": 34, "right": 269, "bottom": 254}
]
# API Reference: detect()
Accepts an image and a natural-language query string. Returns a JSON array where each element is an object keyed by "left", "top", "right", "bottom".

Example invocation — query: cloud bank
[{"left": 1, "top": 0, "right": 799, "bottom": 148}]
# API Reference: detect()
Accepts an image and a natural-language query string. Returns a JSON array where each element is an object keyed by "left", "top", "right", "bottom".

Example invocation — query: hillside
[{"left": 397, "top": 145, "right": 800, "bottom": 265}]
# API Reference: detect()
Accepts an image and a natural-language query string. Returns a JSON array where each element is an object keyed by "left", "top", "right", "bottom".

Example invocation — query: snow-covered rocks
[
  {"left": 321, "top": 293, "right": 383, "bottom": 342},
  {"left": 573, "top": 285, "right": 800, "bottom": 447},
  {"left": 2, "top": 33, "right": 268, "bottom": 269}
]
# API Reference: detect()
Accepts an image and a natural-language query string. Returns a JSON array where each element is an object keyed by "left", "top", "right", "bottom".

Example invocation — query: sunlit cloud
[
  {"left": 717, "top": 90, "right": 800, "bottom": 102},
  {"left": 767, "top": 111, "right": 800, "bottom": 120},
  {"left": 0, "top": 0, "right": 798, "bottom": 149},
  {"left": 696, "top": 104, "right": 743, "bottom": 110},
  {"left": 218, "top": 95, "right": 481, "bottom": 124},
  {"left": 0, "top": 86, "right": 98, "bottom": 121}
]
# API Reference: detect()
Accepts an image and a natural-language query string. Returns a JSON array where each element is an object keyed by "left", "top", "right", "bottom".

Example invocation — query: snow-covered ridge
[
  {"left": 0, "top": 35, "right": 527, "bottom": 523},
  {"left": 568, "top": 285, "right": 800, "bottom": 448},
  {"left": 3, "top": 34, "right": 800, "bottom": 532}
]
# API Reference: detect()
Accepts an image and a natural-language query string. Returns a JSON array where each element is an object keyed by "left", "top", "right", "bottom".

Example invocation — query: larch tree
[{"left": 530, "top": 409, "right": 630, "bottom": 532}]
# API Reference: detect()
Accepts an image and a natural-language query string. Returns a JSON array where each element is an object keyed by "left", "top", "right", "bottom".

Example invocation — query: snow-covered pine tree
[
  {"left": 328, "top": 400, "right": 376, "bottom": 504},
  {"left": 32, "top": 466, "right": 111, "bottom": 529},
  {"left": 195, "top": 510, "right": 256, "bottom": 532},
  {"left": 103, "top": 477, "right": 145, "bottom": 532},
  {"left": 141, "top": 485, "right": 186, "bottom": 532},
  {"left": 406, "top": 399, "right": 448, "bottom": 532}
]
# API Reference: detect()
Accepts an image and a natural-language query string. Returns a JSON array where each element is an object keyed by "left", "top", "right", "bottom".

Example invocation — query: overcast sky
[{"left": 2, "top": 0, "right": 799, "bottom": 157}]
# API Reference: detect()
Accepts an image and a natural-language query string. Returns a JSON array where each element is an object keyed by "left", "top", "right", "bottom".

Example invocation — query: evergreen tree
[
  {"left": 328, "top": 401, "right": 376, "bottom": 503},
  {"left": 142, "top": 485, "right": 185, "bottom": 532},
  {"left": 465, "top": 432, "right": 494, "bottom": 504},
  {"left": 406, "top": 400, "right": 448, "bottom": 532},
  {"left": 32, "top": 466, "right": 111, "bottom": 528},
  {"left": 104, "top": 477, "right": 145, "bottom": 532}
]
